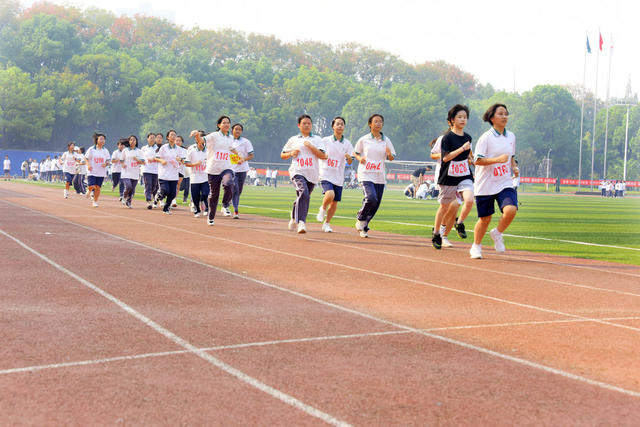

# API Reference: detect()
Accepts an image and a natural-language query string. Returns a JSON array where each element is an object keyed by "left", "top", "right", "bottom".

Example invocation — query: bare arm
[{"left": 474, "top": 153, "right": 509, "bottom": 166}]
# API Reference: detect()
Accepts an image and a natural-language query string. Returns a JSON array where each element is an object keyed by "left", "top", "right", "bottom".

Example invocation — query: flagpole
[
  {"left": 603, "top": 35, "right": 612, "bottom": 179},
  {"left": 578, "top": 33, "right": 588, "bottom": 190},
  {"left": 590, "top": 31, "right": 601, "bottom": 190}
]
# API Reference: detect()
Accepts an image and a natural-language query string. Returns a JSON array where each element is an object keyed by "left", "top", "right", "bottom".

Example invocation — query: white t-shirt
[
  {"left": 354, "top": 133, "right": 396, "bottom": 184},
  {"left": 204, "top": 131, "right": 238, "bottom": 175},
  {"left": 30, "top": 161, "right": 38, "bottom": 172},
  {"left": 473, "top": 128, "right": 516, "bottom": 196},
  {"left": 232, "top": 137, "right": 254, "bottom": 173},
  {"left": 51, "top": 159, "right": 59, "bottom": 172},
  {"left": 121, "top": 147, "right": 144, "bottom": 180},
  {"left": 176, "top": 145, "right": 188, "bottom": 176},
  {"left": 186, "top": 145, "right": 208, "bottom": 184},
  {"left": 3, "top": 159, "right": 9, "bottom": 170},
  {"left": 282, "top": 134, "right": 326, "bottom": 184},
  {"left": 271, "top": 169, "right": 278, "bottom": 179},
  {"left": 60, "top": 152, "right": 78, "bottom": 174},
  {"left": 86, "top": 146, "right": 110, "bottom": 177},
  {"left": 156, "top": 144, "right": 181, "bottom": 181},
  {"left": 430, "top": 135, "right": 444, "bottom": 190},
  {"left": 75, "top": 154, "right": 87, "bottom": 174},
  {"left": 42, "top": 159, "right": 50, "bottom": 173},
  {"left": 140, "top": 144, "right": 159, "bottom": 174},
  {"left": 111, "top": 149, "right": 124, "bottom": 173},
  {"left": 319, "top": 135, "right": 354, "bottom": 186},
  {"left": 416, "top": 183, "right": 429, "bottom": 199}
]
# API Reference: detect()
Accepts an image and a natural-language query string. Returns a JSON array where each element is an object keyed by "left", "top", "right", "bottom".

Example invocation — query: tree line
[{"left": 0, "top": 0, "right": 638, "bottom": 179}]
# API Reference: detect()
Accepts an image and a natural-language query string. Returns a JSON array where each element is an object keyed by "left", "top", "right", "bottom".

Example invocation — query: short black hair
[
  {"left": 367, "top": 114, "right": 384, "bottom": 125},
  {"left": 331, "top": 116, "right": 346, "bottom": 127},
  {"left": 482, "top": 104, "right": 509, "bottom": 124},
  {"left": 297, "top": 114, "right": 312, "bottom": 124},
  {"left": 447, "top": 104, "right": 469, "bottom": 124}
]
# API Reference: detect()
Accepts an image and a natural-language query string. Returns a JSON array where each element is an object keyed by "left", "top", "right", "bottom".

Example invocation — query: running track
[{"left": 1, "top": 181, "right": 639, "bottom": 425}]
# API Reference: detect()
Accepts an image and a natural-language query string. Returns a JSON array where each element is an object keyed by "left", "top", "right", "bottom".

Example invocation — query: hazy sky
[{"left": 22, "top": 0, "right": 638, "bottom": 99}]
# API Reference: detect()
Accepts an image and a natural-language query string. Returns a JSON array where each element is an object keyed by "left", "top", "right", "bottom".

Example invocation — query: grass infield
[{"left": 18, "top": 180, "right": 640, "bottom": 266}]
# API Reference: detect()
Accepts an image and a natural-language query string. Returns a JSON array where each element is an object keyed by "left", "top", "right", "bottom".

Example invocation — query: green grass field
[{"left": 18, "top": 179, "right": 640, "bottom": 265}]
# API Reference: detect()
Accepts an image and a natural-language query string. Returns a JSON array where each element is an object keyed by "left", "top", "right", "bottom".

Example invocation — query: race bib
[
  {"left": 492, "top": 164, "right": 510, "bottom": 177},
  {"left": 193, "top": 164, "right": 206, "bottom": 172},
  {"left": 215, "top": 151, "right": 229, "bottom": 161},
  {"left": 365, "top": 161, "right": 382, "bottom": 171},
  {"left": 296, "top": 156, "right": 314, "bottom": 169},
  {"left": 326, "top": 158, "right": 340, "bottom": 169},
  {"left": 448, "top": 160, "right": 470, "bottom": 177}
]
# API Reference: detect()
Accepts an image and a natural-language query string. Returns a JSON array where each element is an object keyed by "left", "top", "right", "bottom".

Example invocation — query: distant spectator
[
  {"left": 21, "top": 159, "right": 28, "bottom": 179},
  {"left": 271, "top": 169, "right": 278, "bottom": 188},
  {"left": 410, "top": 167, "right": 427, "bottom": 197},
  {"left": 265, "top": 167, "right": 272, "bottom": 186},
  {"left": 3, "top": 155, "right": 10, "bottom": 179}
]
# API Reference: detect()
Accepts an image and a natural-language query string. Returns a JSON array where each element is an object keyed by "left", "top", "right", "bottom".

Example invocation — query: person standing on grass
[
  {"left": 271, "top": 168, "right": 278, "bottom": 188},
  {"left": 470, "top": 103, "right": 519, "bottom": 259},
  {"left": 154, "top": 133, "right": 182, "bottom": 215},
  {"left": 141, "top": 133, "right": 160, "bottom": 209},
  {"left": 432, "top": 104, "right": 475, "bottom": 250},
  {"left": 120, "top": 135, "right": 145, "bottom": 208},
  {"left": 85, "top": 133, "right": 111, "bottom": 208},
  {"left": 184, "top": 131, "right": 209, "bottom": 217},
  {"left": 111, "top": 139, "right": 126, "bottom": 202},
  {"left": 316, "top": 116, "right": 354, "bottom": 233},
  {"left": 190, "top": 116, "right": 239, "bottom": 226},
  {"left": 353, "top": 113, "right": 396, "bottom": 238},
  {"left": 3, "top": 155, "right": 10, "bottom": 179},
  {"left": 281, "top": 114, "right": 327, "bottom": 234},
  {"left": 228, "top": 123, "right": 254, "bottom": 219},
  {"left": 21, "top": 159, "right": 27, "bottom": 179},
  {"left": 60, "top": 142, "right": 79, "bottom": 198}
]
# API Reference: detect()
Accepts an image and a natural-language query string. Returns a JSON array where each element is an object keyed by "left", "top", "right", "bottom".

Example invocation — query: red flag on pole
[{"left": 599, "top": 33, "right": 603, "bottom": 51}]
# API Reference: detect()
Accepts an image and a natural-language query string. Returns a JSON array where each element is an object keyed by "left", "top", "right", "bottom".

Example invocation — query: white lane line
[
  {"left": 7, "top": 316, "right": 640, "bottom": 376},
  {"left": 4, "top": 201, "right": 640, "bottom": 399},
  {"left": 239, "top": 204, "right": 640, "bottom": 252},
  {"left": 0, "top": 330, "right": 409, "bottom": 376},
  {"left": 0, "top": 228, "right": 350, "bottom": 427},
  {"left": 11, "top": 199, "right": 640, "bottom": 334},
  {"left": 224, "top": 221, "right": 640, "bottom": 297}
]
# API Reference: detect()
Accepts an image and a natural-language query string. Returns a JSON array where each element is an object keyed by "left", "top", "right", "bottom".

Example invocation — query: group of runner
[{"left": 53, "top": 103, "right": 518, "bottom": 259}]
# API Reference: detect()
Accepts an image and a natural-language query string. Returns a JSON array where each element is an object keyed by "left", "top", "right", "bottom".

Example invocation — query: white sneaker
[
  {"left": 207, "top": 218, "right": 215, "bottom": 226},
  {"left": 222, "top": 206, "right": 231, "bottom": 216},
  {"left": 171, "top": 200, "right": 177, "bottom": 208},
  {"left": 92, "top": 201, "right": 99, "bottom": 208},
  {"left": 64, "top": 189, "right": 69, "bottom": 199},
  {"left": 233, "top": 213, "right": 239, "bottom": 219},
  {"left": 163, "top": 210, "right": 172, "bottom": 215},
  {"left": 190, "top": 202, "right": 196, "bottom": 213},
  {"left": 288, "top": 219, "right": 296, "bottom": 231},
  {"left": 490, "top": 228, "right": 506, "bottom": 253},
  {"left": 355, "top": 220, "right": 366, "bottom": 231},
  {"left": 322, "top": 222, "right": 333, "bottom": 233},
  {"left": 297, "top": 221, "right": 307, "bottom": 234},
  {"left": 359, "top": 230, "right": 369, "bottom": 238},
  {"left": 194, "top": 212, "right": 201, "bottom": 217},
  {"left": 203, "top": 210, "right": 209, "bottom": 216},
  {"left": 316, "top": 207, "right": 326, "bottom": 222},
  {"left": 441, "top": 236, "right": 453, "bottom": 247},
  {"left": 469, "top": 243, "right": 483, "bottom": 259}
]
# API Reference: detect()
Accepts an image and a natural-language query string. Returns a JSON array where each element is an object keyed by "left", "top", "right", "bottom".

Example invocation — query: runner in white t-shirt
[
  {"left": 176, "top": 135, "right": 190, "bottom": 205},
  {"left": 3, "top": 155, "right": 10, "bottom": 179},
  {"left": 281, "top": 114, "right": 327, "bottom": 234},
  {"left": 190, "top": 115, "right": 240, "bottom": 226},
  {"left": 470, "top": 103, "right": 519, "bottom": 259},
  {"left": 184, "top": 132, "right": 209, "bottom": 217},
  {"left": 85, "top": 133, "right": 111, "bottom": 207},
  {"left": 316, "top": 116, "right": 354, "bottom": 233},
  {"left": 353, "top": 113, "right": 396, "bottom": 238},
  {"left": 60, "top": 142, "right": 80, "bottom": 198},
  {"left": 120, "top": 135, "right": 146, "bottom": 208},
  {"left": 228, "top": 123, "right": 255, "bottom": 219},
  {"left": 154, "top": 135, "right": 182, "bottom": 214},
  {"left": 111, "top": 140, "right": 126, "bottom": 201}
]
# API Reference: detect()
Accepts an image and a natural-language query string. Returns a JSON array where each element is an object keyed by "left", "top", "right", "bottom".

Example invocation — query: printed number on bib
[
  {"left": 215, "top": 151, "right": 229, "bottom": 161},
  {"left": 297, "top": 157, "right": 313, "bottom": 168},
  {"left": 365, "top": 161, "right": 382, "bottom": 171},
  {"left": 448, "top": 160, "right": 469, "bottom": 177},
  {"left": 493, "top": 164, "right": 510, "bottom": 177},
  {"left": 327, "top": 158, "right": 340, "bottom": 168}
]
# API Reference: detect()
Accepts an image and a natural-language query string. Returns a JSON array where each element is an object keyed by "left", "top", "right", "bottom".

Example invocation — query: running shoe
[
  {"left": 163, "top": 210, "right": 172, "bottom": 215},
  {"left": 233, "top": 212, "right": 239, "bottom": 219},
  {"left": 455, "top": 221, "right": 467, "bottom": 239},
  {"left": 316, "top": 206, "right": 325, "bottom": 222},
  {"left": 194, "top": 212, "right": 201, "bottom": 217},
  {"left": 359, "top": 230, "right": 368, "bottom": 238},
  {"left": 203, "top": 210, "right": 209, "bottom": 216},
  {"left": 322, "top": 222, "right": 333, "bottom": 233},
  {"left": 489, "top": 228, "right": 506, "bottom": 253},
  {"left": 64, "top": 189, "right": 69, "bottom": 199},
  {"left": 171, "top": 200, "right": 177, "bottom": 208},
  {"left": 92, "top": 201, "right": 99, "bottom": 208},
  {"left": 439, "top": 224, "right": 446, "bottom": 236},
  {"left": 119, "top": 196, "right": 123, "bottom": 203},
  {"left": 190, "top": 202, "right": 196, "bottom": 213},
  {"left": 432, "top": 233, "right": 442, "bottom": 250},
  {"left": 441, "top": 236, "right": 453, "bottom": 247},
  {"left": 469, "top": 243, "right": 483, "bottom": 259},
  {"left": 147, "top": 201, "right": 153, "bottom": 210},
  {"left": 126, "top": 201, "right": 132, "bottom": 209},
  {"left": 207, "top": 219, "right": 215, "bottom": 226},
  {"left": 297, "top": 221, "right": 307, "bottom": 234},
  {"left": 288, "top": 219, "right": 296, "bottom": 231},
  {"left": 355, "top": 220, "right": 366, "bottom": 231},
  {"left": 222, "top": 206, "right": 231, "bottom": 216}
]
